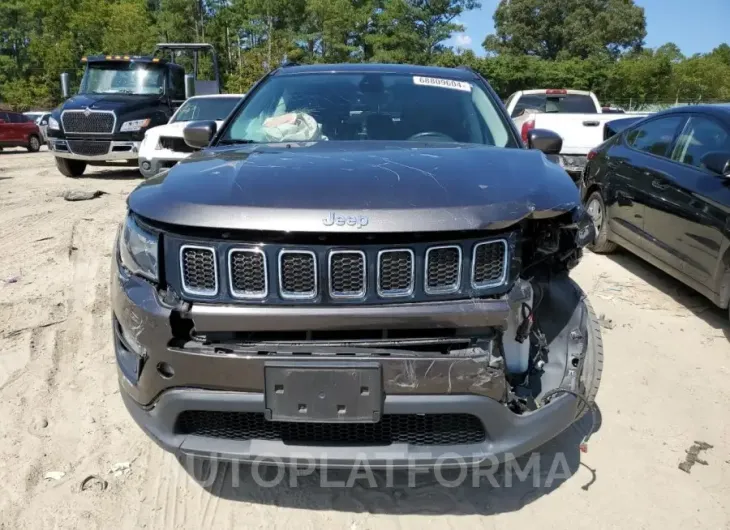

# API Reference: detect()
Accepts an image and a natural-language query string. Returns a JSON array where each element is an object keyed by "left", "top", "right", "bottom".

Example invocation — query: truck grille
[
  {"left": 279, "top": 251, "right": 317, "bottom": 299},
  {"left": 61, "top": 111, "right": 115, "bottom": 134},
  {"left": 181, "top": 245, "right": 218, "bottom": 295},
  {"left": 176, "top": 411, "right": 486, "bottom": 446},
  {"left": 329, "top": 251, "right": 366, "bottom": 298},
  {"left": 177, "top": 238, "right": 510, "bottom": 301},
  {"left": 229, "top": 249, "right": 267, "bottom": 298},
  {"left": 472, "top": 241, "right": 507, "bottom": 287},
  {"left": 66, "top": 140, "right": 111, "bottom": 157},
  {"left": 425, "top": 246, "right": 461, "bottom": 294},
  {"left": 159, "top": 136, "right": 196, "bottom": 153}
]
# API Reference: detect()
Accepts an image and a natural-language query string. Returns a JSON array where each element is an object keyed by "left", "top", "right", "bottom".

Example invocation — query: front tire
[
  {"left": 585, "top": 190, "right": 617, "bottom": 254},
  {"left": 55, "top": 157, "right": 87, "bottom": 178},
  {"left": 27, "top": 135, "right": 41, "bottom": 152}
]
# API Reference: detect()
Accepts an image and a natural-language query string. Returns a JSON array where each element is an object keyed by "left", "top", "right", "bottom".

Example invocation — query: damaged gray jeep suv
[{"left": 111, "top": 63, "right": 602, "bottom": 468}]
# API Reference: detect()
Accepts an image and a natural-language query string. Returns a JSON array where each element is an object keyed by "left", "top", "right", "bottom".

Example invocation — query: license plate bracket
[{"left": 264, "top": 362, "right": 382, "bottom": 423}]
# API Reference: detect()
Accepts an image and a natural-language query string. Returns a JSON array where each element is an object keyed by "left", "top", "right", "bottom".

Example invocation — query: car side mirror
[
  {"left": 183, "top": 120, "right": 217, "bottom": 149},
  {"left": 41, "top": 120, "right": 48, "bottom": 126},
  {"left": 527, "top": 128, "right": 563, "bottom": 155},
  {"left": 700, "top": 151, "right": 730, "bottom": 177}
]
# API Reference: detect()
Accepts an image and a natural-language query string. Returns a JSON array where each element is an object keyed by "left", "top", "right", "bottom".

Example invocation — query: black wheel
[
  {"left": 55, "top": 157, "right": 87, "bottom": 178},
  {"left": 585, "top": 190, "right": 617, "bottom": 253},
  {"left": 27, "top": 135, "right": 41, "bottom": 152}
]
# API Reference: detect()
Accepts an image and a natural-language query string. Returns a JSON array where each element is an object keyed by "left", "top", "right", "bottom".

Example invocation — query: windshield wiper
[{"left": 217, "top": 139, "right": 258, "bottom": 145}]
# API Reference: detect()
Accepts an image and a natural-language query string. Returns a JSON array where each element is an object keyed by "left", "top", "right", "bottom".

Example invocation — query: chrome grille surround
[
  {"left": 278, "top": 250, "right": 317, "bottom": 300},
  {"left": 228, "top": 248, "right": 268, "bottom": 299},
  {"left": 424, "top": 245, "right": 462, "bottom": 295},
  {"left": 180, "top": 245, "right": 218, "bottom": 296},
  {"left": 376, "top": 248, "right": 415, "bottom": 298},
  {"left": 328, "top": 250, "right": 366, "bottom": 299},
  {"left": 471, "top": 239, "right": 509, "bottom": 289}
]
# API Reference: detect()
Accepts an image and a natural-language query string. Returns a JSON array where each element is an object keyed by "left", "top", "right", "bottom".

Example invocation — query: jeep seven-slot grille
[
  {"left": 425, "top": 246, "right": 461, "bottom": 293},
  {"left": 329, "top": 251, "right": 365, "bottom": 297},
  {"left": 177, "top": 239, "right": 509, "bottom": 300},
  {"left": 229, "top": 249, "right": 267, "bottom": 298},
  {"left": 61, "top": 111, "right": 115, "bottom": 134},
  {"left": 176, "top": 411, "right": 486, "bottom": 446},
  {"left": 378, "top": 249, "right": 414, "bottom": 296},
  {"left": 181, "top": 246, "right": 217, "bottom": 295},
  {"left": 279, "top": 251, "right": 317, "bottom": 298},
  {"left": 472, "top": 241, "right": 507, "bottom": 287}
]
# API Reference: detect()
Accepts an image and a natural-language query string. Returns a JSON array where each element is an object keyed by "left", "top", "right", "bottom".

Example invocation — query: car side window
[
  {"left": 625, "top": 116, "right": 684, "bottom": 158},
  {"left": 670, "top": 116, "right": 730, "bottom": 169},
  {"left": 8, "top": 113, "right": 22, "bottom": 124},
  {"left": 0, "top": 112, "right": 8, "bottom": 122}
]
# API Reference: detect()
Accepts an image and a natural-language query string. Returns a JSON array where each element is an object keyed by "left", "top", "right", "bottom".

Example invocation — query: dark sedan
[{"left": 581, "top": 104, "right": 730, "bottom": 317}]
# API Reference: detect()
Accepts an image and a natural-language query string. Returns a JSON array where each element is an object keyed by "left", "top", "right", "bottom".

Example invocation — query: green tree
[{"left": 484, "top": 0, "right": 646, "bottom": 60}]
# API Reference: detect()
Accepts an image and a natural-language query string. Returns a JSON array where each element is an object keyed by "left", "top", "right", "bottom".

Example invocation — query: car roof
[
  {"left": 652, "top": 104, "right": 730, "bottom": 117},
  {"left": 272, "top": 63, "right": 478, "bottom": 81}
]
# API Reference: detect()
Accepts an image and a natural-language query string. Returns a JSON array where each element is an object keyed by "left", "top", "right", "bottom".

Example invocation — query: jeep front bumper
[{"left": 112, "top": 255, "right": 580, "bottom": 469}]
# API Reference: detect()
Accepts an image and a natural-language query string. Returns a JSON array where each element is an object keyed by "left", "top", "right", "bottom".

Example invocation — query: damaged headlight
[{"left": 119, "top": 214, "right": 158, "bottom": 281}]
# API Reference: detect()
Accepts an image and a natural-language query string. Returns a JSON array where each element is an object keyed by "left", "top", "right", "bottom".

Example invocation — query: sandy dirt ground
[{"left": 0, "top": 148, "right": 728, "bottom": 529}]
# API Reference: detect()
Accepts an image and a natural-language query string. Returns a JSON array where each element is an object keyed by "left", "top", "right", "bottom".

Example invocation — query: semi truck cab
[{"left": 47, "top": 43, "right": 220, "bottom": 178}]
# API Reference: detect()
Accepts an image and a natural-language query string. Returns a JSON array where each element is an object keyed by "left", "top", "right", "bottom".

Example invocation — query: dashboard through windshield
[
  {"left": 221, "top": 72, "right": 517, "bottom": 147},
  {"left": 80, "top": 62, "right": 165, "bottom": 96}
]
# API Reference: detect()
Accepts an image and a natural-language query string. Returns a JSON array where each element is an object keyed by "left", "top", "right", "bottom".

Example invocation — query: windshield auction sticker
[{"left": 413, "top": 76, "right": 472, "bottom": 92}]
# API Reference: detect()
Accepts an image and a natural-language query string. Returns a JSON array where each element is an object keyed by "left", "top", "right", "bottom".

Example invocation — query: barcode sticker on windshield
[{"left": 413, "top": 76, "right": 472, "bottom": 92}]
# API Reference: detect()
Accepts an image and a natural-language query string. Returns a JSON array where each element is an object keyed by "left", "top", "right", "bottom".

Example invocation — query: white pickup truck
[{"left": 504, "top": 89, "right": 648, "bottom": 178}]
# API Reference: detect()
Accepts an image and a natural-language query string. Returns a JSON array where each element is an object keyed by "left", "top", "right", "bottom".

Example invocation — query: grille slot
[
  {"left": 377, "top": 249, "right": 414, "bottom": 297},
  {"left": 229, "top": 248, "right": 267, "bottom": 298},
  {"left": 66, "top": 140, "right": 111, "bottom": 157},
  {"left": 176, "top": 411, "right": 486, "bottom": 446},
  {"left": 329, "top": 251, "right": 366, "bottom": 298},
  {"left": 159, "top": 136, "right": 196, "bottom": 153},
  {"left": 472, "top": 240, "right": 508, "bottom": 288},
  {"left": 425, "top": 245, "right": 461, "bottom": 294},
  {"left": 61, "top": 110, "right": 115, "bottom": 134},
  {"left": 279, "top": 250, "right": 317, "bottom": 299},
  {"left": 180, "top": 245, "right": 218, "bottom": 296}
]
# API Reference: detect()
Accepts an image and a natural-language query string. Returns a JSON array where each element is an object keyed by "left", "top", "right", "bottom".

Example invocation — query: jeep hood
[{"left": 128, "top": 141, "right": 581, "bottom": 233}]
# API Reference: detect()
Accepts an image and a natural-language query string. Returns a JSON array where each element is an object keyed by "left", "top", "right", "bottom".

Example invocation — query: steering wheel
[{"left": 407, "top": 131, "right": 456, "bottom": 142}]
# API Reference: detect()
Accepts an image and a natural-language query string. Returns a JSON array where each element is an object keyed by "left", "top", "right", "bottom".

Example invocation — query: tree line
[{"left": 1, "top": 0, "right": 729, "bottom": 110}]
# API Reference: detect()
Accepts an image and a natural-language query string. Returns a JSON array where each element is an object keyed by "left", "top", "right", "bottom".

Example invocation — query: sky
[{"left": 447, "top": 0, "right": 730, "bottom": 56}]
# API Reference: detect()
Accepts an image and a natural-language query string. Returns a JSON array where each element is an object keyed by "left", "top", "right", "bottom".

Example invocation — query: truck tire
[
  {"left": 585, "top": 190, "right": 617, "bottom": 254},
  {"left": 27, "top": 134, "right": 41, "bottom": 153},
  {"left": 55, "top": 157, "right": 87, "bottom": 178}
]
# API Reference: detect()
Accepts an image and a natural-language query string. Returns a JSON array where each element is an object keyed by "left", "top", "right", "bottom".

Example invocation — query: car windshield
[
  {"left": 221, "top": 72, "right": 515, "bottom": 147},
  {"left": 171, "top": 97, "right": 241, "bottom": 123},
  {"left": 80, "top": 62, "right": 165, "bottom": 95}
]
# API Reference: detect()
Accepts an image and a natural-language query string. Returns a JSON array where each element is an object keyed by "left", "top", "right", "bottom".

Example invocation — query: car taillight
[
  {"left": 521, "top": 119, "right": 535, "bottom": 143},
  {"left": 587, "top": 149, "right": 599, "bottom": 161},
  {"left": 546, "top": 89, "right": 568, "bottom": 95}
]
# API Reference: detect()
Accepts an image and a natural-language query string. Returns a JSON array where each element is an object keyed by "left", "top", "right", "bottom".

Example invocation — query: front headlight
[
  {"left": 120, "top": 118, "right": 151, "bottom": 132},
  {"left": 48, "top": 116, "right": 60, "bottom": 130},
  {"left": 119, "top": 215, "right": 158, "bottom": 281}
]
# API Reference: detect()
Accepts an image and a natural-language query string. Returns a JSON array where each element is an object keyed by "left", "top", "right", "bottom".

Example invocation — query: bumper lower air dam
[{"left": 121, "top": 387, "right": 578, "bottom": 469}]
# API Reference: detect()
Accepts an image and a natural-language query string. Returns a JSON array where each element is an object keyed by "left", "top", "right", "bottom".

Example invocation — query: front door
[
  {"left": 605, "top": 115, "right": 685, "bottom": 250},
  {"left": 645, "top": 114, "right": 730, "bottom": 287}
]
